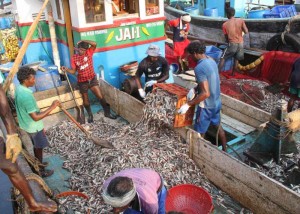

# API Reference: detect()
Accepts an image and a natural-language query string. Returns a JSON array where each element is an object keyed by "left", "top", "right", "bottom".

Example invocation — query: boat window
[
  {"left": 145, "top": 0, "right": 159, "bottom": 16},
  {"left": 55, "top": 0, "right": 62, "bottom": 20},
  {"left": 84, "top": 0, "right": 106, "bottom": 23},
  {"left": 112, "top": 0, "right": 139, "bottom": 18}
]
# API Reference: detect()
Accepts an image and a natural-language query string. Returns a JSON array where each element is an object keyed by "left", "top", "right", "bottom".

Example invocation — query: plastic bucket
[
  {"left": 204, "top": 8, "right": 218, "bottom": 17},
  {"left": 35, "top": 65, "right": 62, "bottom": 91},
  {"left": 248, "top": 9, "right": 271, "bottom": 18}
]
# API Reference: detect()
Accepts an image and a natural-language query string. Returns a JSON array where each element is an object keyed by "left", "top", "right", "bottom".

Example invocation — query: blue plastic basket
[
  {"left": 206, "top": 45, "right": 222, "bottom": 63},
  {"left": 264, "top": 5, "right": 296, "bottom": 18}
]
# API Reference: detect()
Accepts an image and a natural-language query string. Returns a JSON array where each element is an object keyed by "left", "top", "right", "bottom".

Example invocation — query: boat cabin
[{"left": 10, "top": 0, "right": 166, "bottom": 88}]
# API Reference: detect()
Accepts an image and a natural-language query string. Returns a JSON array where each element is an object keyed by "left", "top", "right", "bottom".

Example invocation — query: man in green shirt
[{"left": 15, "top": 66, "right": 60, "bottom": 177}]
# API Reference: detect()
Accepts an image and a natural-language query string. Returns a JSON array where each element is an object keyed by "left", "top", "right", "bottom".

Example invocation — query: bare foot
[{"left": 28, "top": 199, "right": 57, "bottom": 212}]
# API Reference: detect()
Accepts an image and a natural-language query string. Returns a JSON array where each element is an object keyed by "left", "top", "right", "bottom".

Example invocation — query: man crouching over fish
[{"left": 102, "top": 168, "right": 167, "bottom": 214}]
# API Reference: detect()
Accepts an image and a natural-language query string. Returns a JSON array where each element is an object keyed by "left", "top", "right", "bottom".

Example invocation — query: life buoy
[{"left": 266, "top": 33, "right": 300, "bottom": 53}]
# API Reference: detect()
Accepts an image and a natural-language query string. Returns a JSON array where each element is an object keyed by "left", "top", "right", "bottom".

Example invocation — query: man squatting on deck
[
  {"left": 178, "top": 41, "right": 227, "bottom": 151},
  {"left": 102, "top": 168, "right": 167, "bottom": 214},
  {"left": 61, "top": 40, "right": 116, "bottom": 122},
  {"left": 168, "top": 14, "right": 191, "bottom": 73},
  {"left": 0, "top": 83, "right": 57, "bottom": 212},
  {"left": 135, "top": 44, "right": 169, "bottom": 99},
  {"left": 218, "top": 7, "right": 248, "bottom": 75},
  {"left": 15, "top": 66, "right": 61, "bottom": 178}
]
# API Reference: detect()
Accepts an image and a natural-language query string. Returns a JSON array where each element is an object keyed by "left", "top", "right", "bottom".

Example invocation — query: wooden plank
[
  {"left": 222, "top": 105, "right": 267, "bottom": 128},
  {"left": 221, "top": 93, "right": 270, "bottom": 124},
  {"left": 33, "top": 84, "right": 78, "bottom": 101},
  {"left": 185, "top": 70, "right": 195, "bottom": 76},
  {"left": 177, "top": 74, "right": 196, "bottom": 82},
  {"left": 187, "top": 129, "right": 300, "bottom": 214},
  {"left": 221, "top": 114, "right": 256, "bottom": 135},
  {"left": 99, "top": 79, "right": 144, "bottom": 123},
  {"left": 40, "top": 99, "right": 83, "bottom": 115},
  {"left": 36, "top": 91, "right": 82, "bottom": 109}
]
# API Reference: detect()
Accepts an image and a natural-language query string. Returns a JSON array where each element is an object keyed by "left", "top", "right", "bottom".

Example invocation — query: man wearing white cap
[
  {"left": 168, "top": 13, "right": 191, "bottom": 73},
  {"left": 135, "top": 44, "right": 169, "bottom": 99},
  {"left": 102, "top": 168, "right": 167, "bottom": 214}
]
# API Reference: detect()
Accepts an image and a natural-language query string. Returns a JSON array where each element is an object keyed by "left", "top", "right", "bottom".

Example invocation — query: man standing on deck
[
  {"left": 218, "top": 7, "right": 248, "bottom": 75},
  {"left": 15, "top": 66, "right": 60, "bottom": 177},
  {"left": 168, "top": 14, "right": 191, "bottom": 73},
  {"left": 102, "top": 168, "right": 167, "bottom": 214},
  {"left": 0, "top": 83, "right": 57, "bottom": 212},
  {"left": 61, "top": 40, "right": 116, "bottom": 123},
  {"left": 135, "top": 44, "right": 169, "bottom": 99},
  {"left": 178, "top": 41, "right": 227, "bottom": 151}
]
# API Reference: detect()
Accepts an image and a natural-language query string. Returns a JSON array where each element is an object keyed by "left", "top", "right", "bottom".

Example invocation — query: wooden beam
[
  {"left": 39, "top": 99, "right": 83, "bottom": 115},
  {"left": 33, "top": 84, "right": 79, "bottom": 101},
  {"left": 36, "top": 91, "right": 82, "bottom": 109}
]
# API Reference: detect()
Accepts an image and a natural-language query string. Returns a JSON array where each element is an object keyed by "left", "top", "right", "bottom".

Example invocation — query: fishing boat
[
  {"left": 0, "top": 0, "right": 299, "bottom": 213},
  {"left": 165, "top": 0, "right": 300, "bottom": 50}
]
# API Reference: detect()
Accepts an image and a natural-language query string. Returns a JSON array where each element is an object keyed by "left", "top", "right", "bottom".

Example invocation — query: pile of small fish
[
  {"left": 245, "top": 136, "right": 300, "bottom": 194},
  {"left": 46, "top": 89, "right": 250, "bottom": 213}
]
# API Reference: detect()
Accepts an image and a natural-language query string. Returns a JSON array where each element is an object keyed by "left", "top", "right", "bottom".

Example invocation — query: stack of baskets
[{"left": 120, "top": 61, "right": 138, "bottom": 76}]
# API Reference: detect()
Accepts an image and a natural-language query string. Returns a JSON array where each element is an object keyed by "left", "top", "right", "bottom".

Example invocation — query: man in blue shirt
[{"left": 178, "top": 41, "right": 227, "bottom": 151}]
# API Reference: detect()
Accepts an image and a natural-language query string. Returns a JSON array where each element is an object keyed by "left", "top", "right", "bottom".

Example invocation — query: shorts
[
  {"left": 28, "top": 129, "right": 49, "bottom": 149},
  {"left": 289, "top": 87, "right": 300, "bottom": 98},
  {"left": 78, "top": 77, "right": 99, "bottom": 94},
  {"left": 194, "top": 104, "right": 221, "bottom": 134},
  {"left": 221, "top": 43, "right": 244, "bottom": 61},
  {"left": 0, "top": 137, "right": 17, "bottom": 170}
]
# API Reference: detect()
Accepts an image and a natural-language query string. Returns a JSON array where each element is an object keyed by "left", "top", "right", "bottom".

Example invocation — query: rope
[
  {"left": 25, "top": 173, "right": 53, "bottom": 196},
  {"left": 238, "top": 55, "right": 264, "bottom": 71},
  {"left": 21, "top": 149, "right": 45, "bottom": 174}
]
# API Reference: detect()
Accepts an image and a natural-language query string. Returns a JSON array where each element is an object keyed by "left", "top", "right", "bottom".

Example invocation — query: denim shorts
[
  {"left": 28, "top": 129, "right": 49, "bottom": 149},
  {"left": 194, "top": 104, "right": 221, "bottom": 134}
]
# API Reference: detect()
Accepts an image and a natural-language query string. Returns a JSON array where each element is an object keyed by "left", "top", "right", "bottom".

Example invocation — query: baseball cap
[{"left": 146, "top": 44, "right": 161, "bottom": 57}]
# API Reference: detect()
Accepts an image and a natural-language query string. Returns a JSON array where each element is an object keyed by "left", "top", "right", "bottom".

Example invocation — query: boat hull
[{"left": 165, "top": 5, "right": 300, "bottom": 49}]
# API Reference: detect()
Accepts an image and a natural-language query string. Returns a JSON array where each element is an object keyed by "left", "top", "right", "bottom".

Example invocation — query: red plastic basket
[{"left": 166, "top": 184, "right": 214, "bottom": 214}]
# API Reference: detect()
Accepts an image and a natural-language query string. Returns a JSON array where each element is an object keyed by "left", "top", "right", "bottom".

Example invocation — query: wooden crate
[{"left": 154, "top": 83, "right": 195, "bottom": 128}]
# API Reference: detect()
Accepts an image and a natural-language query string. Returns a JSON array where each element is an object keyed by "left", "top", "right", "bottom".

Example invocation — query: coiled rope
[{"left": 237, "top": 55, "right": 264, "bottom": 71}]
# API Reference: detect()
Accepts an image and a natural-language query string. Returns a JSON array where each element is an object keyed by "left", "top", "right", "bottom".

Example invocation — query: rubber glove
[
  {"left": 138, "top": 88, "right": 146, "bottom": 99},
  {"left": 6, "top": 134, "right": 22, "bottom": 163},
  {"left": 178, "top": 103, "right": 190, "bottom": 114},
  {"left": 145, "top": 80, "right": 157, "bottom": 88},
  {"left": 187, "top": 88, "right": 195, "bottom": 101}
]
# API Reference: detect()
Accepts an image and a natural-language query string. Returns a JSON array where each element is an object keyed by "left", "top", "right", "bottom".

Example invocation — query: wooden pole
[
  {"left": 3, "top": 0, "right": 50, "bottom": 92},
  {"left": 63, "top": 0, "right": 74, "bottom": 58}
]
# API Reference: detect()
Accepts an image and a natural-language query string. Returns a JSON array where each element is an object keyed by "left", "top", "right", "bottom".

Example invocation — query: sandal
[{"left": 41, "top": 169, "right": 54, "bottom": 178}]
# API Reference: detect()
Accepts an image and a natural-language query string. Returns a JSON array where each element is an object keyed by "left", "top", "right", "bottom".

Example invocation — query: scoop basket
[{"left": 166, "top": 184, "right": 214, "bottom": 214}]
